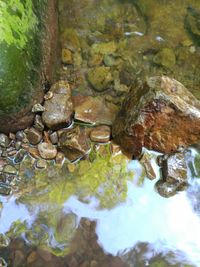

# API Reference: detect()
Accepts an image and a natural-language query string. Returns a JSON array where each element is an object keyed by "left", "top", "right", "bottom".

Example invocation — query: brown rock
[
  {"left": 62, "top": 48, "right": 73, "bottom": 65},
  {"left": 59, "top": 126, "right": 90, "bottom": 162},
  {"left": 42, "top": 80, "right": 73, "bottom": 129},
  {"left": 90, "top": 126, "right": 111, "bottom": 143},
  {"left": 25, "top": 128, "right": 42, "bottom": 145},
  {"left": 38, "top": 142, "right": 57, "bottom": 160},
  {"left": 112, "top": 76, "right": 200, "bottom": 157},
  {"left": 73, "top": 95, "right": 118, "bottom": 126}
]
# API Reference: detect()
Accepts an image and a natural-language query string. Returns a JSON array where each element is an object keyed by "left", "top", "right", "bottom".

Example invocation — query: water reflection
[{"left": 0, "top": 150, "right": 200, "bottom": 266}]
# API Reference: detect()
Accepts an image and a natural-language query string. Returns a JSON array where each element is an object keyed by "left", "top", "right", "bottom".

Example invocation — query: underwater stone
[
  {"left": 90, "top": 126, "right": 111, "bottom": 143},
  {"left": 87, "top": 66, "right": 113, "bottom": 92},
  {"left": 153, "top": 48, "right": 176, "bottom": 69},
  {"left": 0, "top": 134, "right": 10, "bottom": 148},
  {"left": 113, "top": 76, "right": 200, "bottom": 157},
  {"left": 59, "top": 126, "right": 90, "bottom": 162},
  {"left": 73, "top": 95, "right": 118, "bottom": 126}
]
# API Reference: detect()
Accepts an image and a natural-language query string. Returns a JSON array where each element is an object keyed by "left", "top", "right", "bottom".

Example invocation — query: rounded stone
[
  {"left": 26, "top": 128, "right": 43, "bottom": 145},
  {"left": 36, "top": 159, "right": 47, "bottom": 169},
  {"left": 38, "top": 142, "right": 57, "bottom": 160},
  {"left": 90, "top": 125, "right": 111, "bottom": 143},
  {"left": 0, "top": 134, "right": 9, "bottom": 148}
]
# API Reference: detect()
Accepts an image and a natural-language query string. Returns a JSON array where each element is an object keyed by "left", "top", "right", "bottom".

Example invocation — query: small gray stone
[
  {"left": 49, "top": 132, "right": 58, "bottom": 144},
  {"left": 15, "top": 131, "right": 26, "bottom": 141},
  {"left": 38, "top": 142, "right": 57, "bottom": 160},
  {"left": 32, "top": 103, "right": 45, "bottom": 113},
  {"left": 26, "top": 128, "right": 42, "bottom": 145},
  {"left": 0, "top": 134, "right": 9, "bottom": 148}
]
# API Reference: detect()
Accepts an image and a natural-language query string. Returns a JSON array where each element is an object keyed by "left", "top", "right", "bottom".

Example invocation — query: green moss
[{"left": 0, "top": 0, "right": 47, "bottom": 114}]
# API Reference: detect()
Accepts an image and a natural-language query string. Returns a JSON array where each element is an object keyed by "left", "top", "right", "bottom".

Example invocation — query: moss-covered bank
[{"left": 0, "top": 0, "right": 57, "bottom": 133}]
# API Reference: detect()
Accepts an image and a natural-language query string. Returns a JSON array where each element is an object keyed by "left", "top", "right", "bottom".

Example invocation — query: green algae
[{"left": 0, "top": 0, "right": 47, "bottom": 115}]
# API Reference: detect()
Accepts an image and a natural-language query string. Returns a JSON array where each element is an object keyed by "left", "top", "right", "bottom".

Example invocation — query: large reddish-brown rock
[{"left": 112, "top": 76, "right": 200, "bottom": 157}]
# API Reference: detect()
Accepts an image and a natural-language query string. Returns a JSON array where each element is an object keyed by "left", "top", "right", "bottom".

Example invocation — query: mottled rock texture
[{"left": 113, "top": 76, "right": 200, "bottom": 157}]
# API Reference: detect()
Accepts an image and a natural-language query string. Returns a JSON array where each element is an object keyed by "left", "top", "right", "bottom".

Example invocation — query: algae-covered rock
[
  {"left": 113, "top": 76, "right": 200, "bottom": 157},
  {"left": 87, "top": 66, "right": 113, "bottom": 91},
  {"left": 153, "top": 48, "right": 176, "bottom": 69},
  {"left": 0, "top": 0, "right": 57, "bottom": 133}
]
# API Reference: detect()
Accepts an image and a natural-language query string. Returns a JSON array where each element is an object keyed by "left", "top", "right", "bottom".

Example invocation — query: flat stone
[
  {"left": 25, "top": 128, "right": 42, "bottom": 145},
  {"left": 0, "top": 134, "right": 9, "bottom": 148},
  {"left": 42, "top": 80, "right": 73, "bottom": 129},
  {"left": 38, "top": 142, "right": 57, "bottom": 160},
  {"left": 3, "top": 165, "right": 17, "bottom": 175},
  {"left": 73, "top": 95, "right": 118, "bottom": 126},
  {"left": 90, "top": 126, "right": 111, "bottom": 143},
  {"left": 59, "top": 126, "right": 90, "bottom": 162},
  {"left": 87, "top": 66, "right": 113, "bottom": 92},
  {"left": 113, "top": 76, "right": 200, "bottom": 157}
]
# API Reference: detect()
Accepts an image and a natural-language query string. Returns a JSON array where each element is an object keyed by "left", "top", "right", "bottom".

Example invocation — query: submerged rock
[
  {"left": 112, "top": 76, "right": 200, "bottom": 157},
  {"left": 42, "top": 81, "right": 73, "bottom": 130},
  {"left": 90, "top": 126, "right": 111, "bottom": 143},
  {"left": 87, "top": 66, "right": 113, "bottom": 92},
  {"left": 59, "top": 126, "right": 90, "bottom": 162},
  {"left": 73, "top": 95, "right": 118, "bottom": 126}
]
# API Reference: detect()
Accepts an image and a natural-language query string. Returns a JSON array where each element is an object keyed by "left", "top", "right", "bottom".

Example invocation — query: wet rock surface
[
  {"left": 59, "top": 126, "right": 90, "bottom": 162},
  {"left": 38, "top": 142, "right": 57, "bottom": 160},
  {"left": 155, "top": 151, "right": 188, "bottom": 198},
  {"left": 90, "top": 126, "right": 111, "bottom": 143},
  {"left": 73, "top": 95, "right": 118, "bottom": 126},
  {"left": 42, "top": 81, "right": 73, "bottom": 130},
  {"left": 113, "top": 76, "right": 200, "bottom": 157}
]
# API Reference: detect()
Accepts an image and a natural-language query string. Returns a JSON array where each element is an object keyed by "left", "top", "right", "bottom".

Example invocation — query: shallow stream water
[{"left": 1, "top": 0, "right": 200, "bottom": 266}]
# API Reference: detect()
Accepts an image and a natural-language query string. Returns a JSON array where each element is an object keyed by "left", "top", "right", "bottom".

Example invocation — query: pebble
[
  {"left": 0, "top": 134, "right": 9, "bottom": 148},
  {"left": 34, "top": 115, "right": 44, "bottom": 131},
  {"left": 90, "top": 125, "right": 111, "bottom": 143},
  {"left": 28, "top": 147, "right": 41, "bottom": 159},
  {"left": 44, "top": 91, "right": 53, "bottom": 100},
  {"left": 3, "top": 165, "right": 17, "bottom": 175},
  {"left": 9, "top": 133, "right": 15, "bottom": 140},
  {"left": 38, "top": 142, "right": 57, "bottom": 160},
  {"left": 32, "top": 103, "right": 45, "bottom": 113},
  {"left": 55, "top": 152, "right": 65, "bottom": 165},
  {"left": 15, "top": 141, "right": 22, "bottom": 150},
  {"left": 49, "top": 132, "right": 58, "bottom": 144},
  {"left": 15, "top": 131, "right": 26, "bottom": 141},
  {"left": 14, "top": 149, "right": 26, "bottom": 164},
  {"left": 36, "top": 159, "right": 47, "bottom": 169},
  {"left": 62, "top": 48, "right": 73, "bottom": 65},
  {"left": 25, "top": 128, "right": 43, "bottom": 145}
]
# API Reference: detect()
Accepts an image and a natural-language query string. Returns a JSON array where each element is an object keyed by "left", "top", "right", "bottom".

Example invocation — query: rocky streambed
[{"left": 1, "top": 0, "right": 200, "bottom": 266}]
